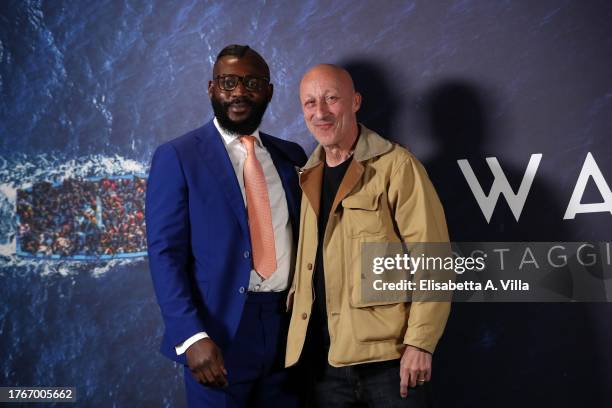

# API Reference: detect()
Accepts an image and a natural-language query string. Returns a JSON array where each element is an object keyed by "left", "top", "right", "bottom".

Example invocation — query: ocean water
[
  {"left": 0, "top": 153, "right": 182, "bottom": 406},
  {"left": 2, "top": 0, "right": 612, "bottom": 406},
  {"left": 0, "top": 1, "right": 214, "bottom": 405}
]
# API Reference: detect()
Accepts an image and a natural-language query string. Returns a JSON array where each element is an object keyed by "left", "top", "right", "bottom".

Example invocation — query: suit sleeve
[
  {"left": 387, "top": 152, "right": 452, "bottom": 354},
  {"left": 146, "top": 143, "right": 206, "bottom": 348}
]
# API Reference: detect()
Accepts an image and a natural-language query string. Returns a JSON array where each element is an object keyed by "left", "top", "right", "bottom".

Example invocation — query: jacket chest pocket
[{"left": 341, "top": 192, "right": 384, "bottom": 237}]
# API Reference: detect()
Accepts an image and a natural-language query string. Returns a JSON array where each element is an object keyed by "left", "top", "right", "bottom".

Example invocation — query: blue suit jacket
[{"left": 146, "top": 119, "right": 307, "bottom": 364}]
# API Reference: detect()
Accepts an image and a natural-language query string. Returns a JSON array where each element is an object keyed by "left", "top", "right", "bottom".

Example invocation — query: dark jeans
[{"left": 305, "top": 358, "right": 431, "bottom": 408}]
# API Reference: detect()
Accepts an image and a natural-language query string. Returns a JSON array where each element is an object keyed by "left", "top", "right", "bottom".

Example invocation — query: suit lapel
[
  {"left": 260, "top": 134, "right": 301, "bottom": 242},
  {"left": 195, "top": 121, "right": 250, "bottom": 238},
  {"left": 299, "top": 162, "right": 323, "bottom": 218}
]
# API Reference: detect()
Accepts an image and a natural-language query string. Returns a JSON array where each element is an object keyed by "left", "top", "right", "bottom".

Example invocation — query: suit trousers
[{"left": 183, "top": 291, "right": 299, "bottom": 407}]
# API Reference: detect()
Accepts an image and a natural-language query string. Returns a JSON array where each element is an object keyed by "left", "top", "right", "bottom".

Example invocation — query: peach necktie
[{"left": 240, "top": 135, "right": 277, "bottom": 279}]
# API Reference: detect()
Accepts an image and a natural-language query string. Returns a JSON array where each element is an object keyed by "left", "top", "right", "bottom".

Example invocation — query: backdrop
[{"left": 1, "top": 0, "right": 611, "bottom": 406}]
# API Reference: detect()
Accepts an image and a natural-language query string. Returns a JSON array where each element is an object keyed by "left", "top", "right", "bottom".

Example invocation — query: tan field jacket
[{"left": 285, "top": 124, "right": 451, "bottom": 367}]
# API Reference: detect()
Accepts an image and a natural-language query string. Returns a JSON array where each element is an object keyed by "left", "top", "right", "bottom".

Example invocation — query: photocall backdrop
[{"left": 1, "top": 0, "right": 611, "bottom": 406}]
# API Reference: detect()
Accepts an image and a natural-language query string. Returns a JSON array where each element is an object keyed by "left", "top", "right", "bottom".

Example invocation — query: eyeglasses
[{"left": 214, "top": 75, "right": 270, "bottom": 92}]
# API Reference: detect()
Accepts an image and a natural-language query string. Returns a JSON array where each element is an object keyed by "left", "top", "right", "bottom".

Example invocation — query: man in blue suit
[{"left": 146, "top": 44, "right": 306, "bottom": 407}]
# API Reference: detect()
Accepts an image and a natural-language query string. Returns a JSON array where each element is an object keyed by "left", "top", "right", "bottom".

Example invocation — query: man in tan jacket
[{"left": 285, "top": 64, "right": 451, "bottom": 407}]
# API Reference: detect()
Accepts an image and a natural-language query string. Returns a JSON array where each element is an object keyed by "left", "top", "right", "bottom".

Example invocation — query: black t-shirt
[{"left": 308, "top": 156, "right": 352, "bottom": 352}]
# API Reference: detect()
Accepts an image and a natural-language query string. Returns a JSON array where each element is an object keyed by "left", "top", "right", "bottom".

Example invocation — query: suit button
[
  {"left": 301, "top": 312, "right": 308, "bottom": 320},
  {"left": 239, "top": 286, "right": 245, "bottom": 294},
  {"left": 243, "top": 250, "right": 250, "bottom": 259},
  {"left": 307, "top": 263, "right": 313, "bottom": 270}
]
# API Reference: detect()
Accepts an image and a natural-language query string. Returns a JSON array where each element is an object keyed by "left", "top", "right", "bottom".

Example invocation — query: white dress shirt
[{"left": 175, "top": 118, "right": 294, "bottom": 355}]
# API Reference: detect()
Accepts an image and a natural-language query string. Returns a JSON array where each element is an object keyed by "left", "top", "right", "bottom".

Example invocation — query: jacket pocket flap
[
  {"left": 350, "top": 298, "right": 406, "bottom": 308},
  {"left": 342, "top": 193, "right": 381, "bottom": 211}
]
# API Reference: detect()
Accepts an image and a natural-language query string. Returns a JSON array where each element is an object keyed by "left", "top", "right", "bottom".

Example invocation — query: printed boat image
[{"left": 16, "top": 175, "right": 147, "bottom": 260}]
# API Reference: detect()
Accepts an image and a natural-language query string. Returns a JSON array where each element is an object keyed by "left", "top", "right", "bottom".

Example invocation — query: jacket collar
[
  {"left": 299, "top": 124, "right": 394, "bottom": 218},
  {"left": 302, "top": 123, "right": 393, "bottom": 170}
]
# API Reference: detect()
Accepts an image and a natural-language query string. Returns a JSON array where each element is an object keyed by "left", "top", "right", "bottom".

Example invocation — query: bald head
[
  {"left": 299, "top": 64, "right": 361, "bottom": 153},
  {"left": 300, "top": 64, "right": 355, "bottom": 94}
]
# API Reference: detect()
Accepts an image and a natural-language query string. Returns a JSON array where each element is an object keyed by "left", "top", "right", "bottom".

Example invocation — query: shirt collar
[
  {"left": 302, "top": 123, "right": 393, "bottom": 170},
  {"left": 213, "top": 117, "right": 262, "bottom": 147}
]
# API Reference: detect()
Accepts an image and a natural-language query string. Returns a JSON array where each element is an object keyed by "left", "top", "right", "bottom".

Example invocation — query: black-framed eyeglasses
[{"left": 214, "top": 75, "right": 270, "bottom": 92}]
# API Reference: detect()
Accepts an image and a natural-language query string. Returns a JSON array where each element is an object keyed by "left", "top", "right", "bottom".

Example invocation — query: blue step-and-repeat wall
[{"left": 1, "top": 1, "right": 611, "bottom": 406}]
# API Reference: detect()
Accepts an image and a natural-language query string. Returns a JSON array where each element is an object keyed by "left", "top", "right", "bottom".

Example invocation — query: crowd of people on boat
[{"left": 17, "top": 176, "right": 146, "bottom": 257}]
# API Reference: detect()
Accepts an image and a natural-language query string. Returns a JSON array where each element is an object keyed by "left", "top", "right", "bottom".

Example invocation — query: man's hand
[
  {"left": 399, "top": 345, "right": 432, "bottom": 398},
  {"left": 186, "top": 338, "right": 228, "bottom": 387}
]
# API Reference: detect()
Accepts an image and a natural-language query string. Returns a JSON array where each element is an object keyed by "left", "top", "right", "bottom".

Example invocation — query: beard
[{"left": 211, "top": 96, "right": 269, "bottom": 136}]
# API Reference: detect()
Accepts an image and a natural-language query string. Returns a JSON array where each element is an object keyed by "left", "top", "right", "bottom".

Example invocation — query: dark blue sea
[{"left": 2, "top": 0, "right": 612, "bottom": 406}]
